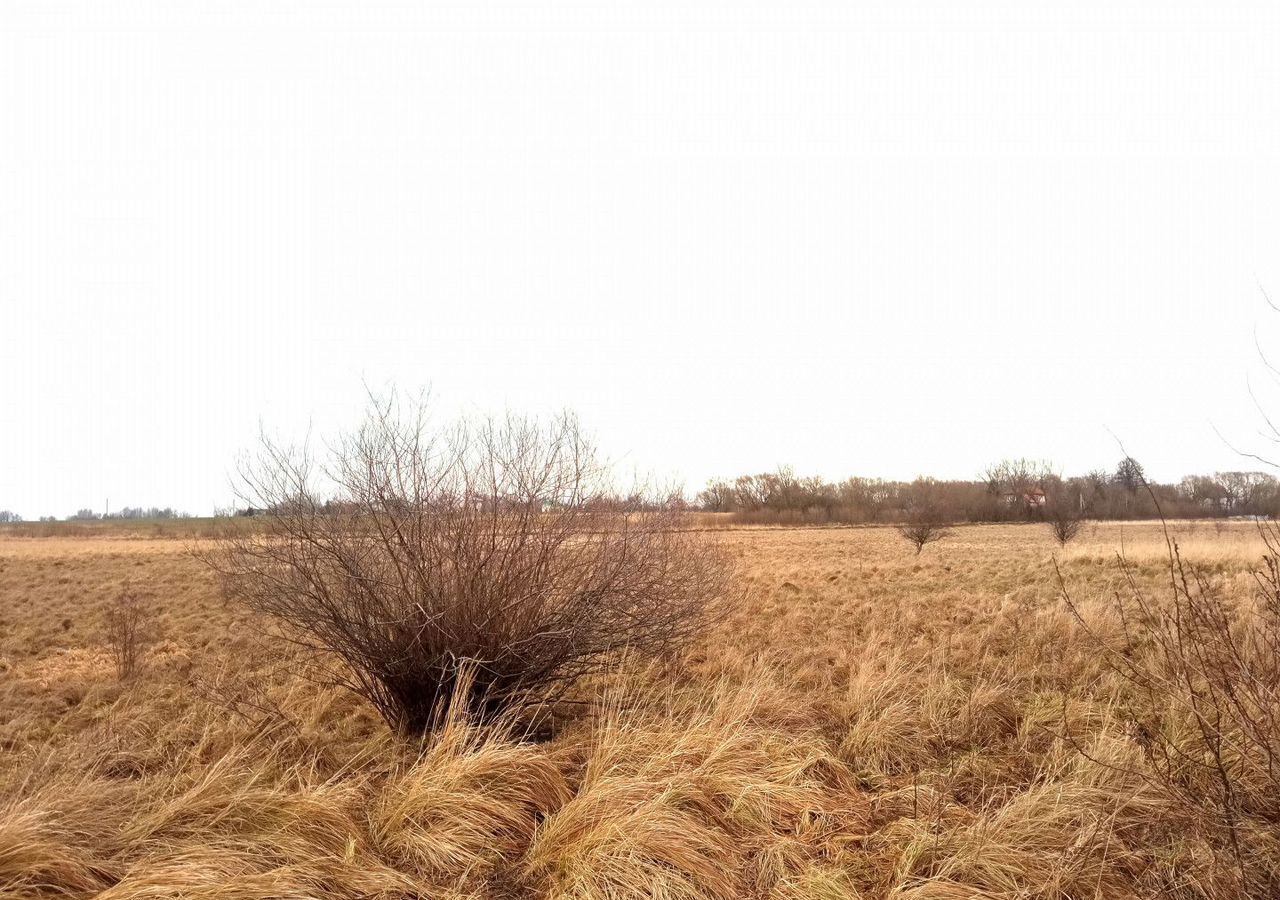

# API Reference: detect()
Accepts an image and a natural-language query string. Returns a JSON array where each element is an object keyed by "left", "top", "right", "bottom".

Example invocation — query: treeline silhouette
[
  {"left": 2, "top": 508, "right": 195, "bottom": 523},
  {"left": 6, "top": 457, "right": 1278, "bottom": 527},
  {"left": 696, "top": 458, "right": 1280, "bottom": 524},
  {"left": 64, "top": 507, "right": 190, "bottom": 522}
]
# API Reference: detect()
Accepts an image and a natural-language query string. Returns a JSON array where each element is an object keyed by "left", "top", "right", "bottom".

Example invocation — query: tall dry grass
[{"left": 2, "top": 520, "right": 1277, "bottom": 898}]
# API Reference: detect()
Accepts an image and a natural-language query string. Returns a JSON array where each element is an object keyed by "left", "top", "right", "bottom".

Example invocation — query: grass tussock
[
  {"left": 525, "top": 678, "right": 864, "bottom": 900},
  {"left": 3, "top": 520, "right": 1279, "bottom": 898},
  {"left": 371, "top": 706, "right": 573, "bottom": 883}
]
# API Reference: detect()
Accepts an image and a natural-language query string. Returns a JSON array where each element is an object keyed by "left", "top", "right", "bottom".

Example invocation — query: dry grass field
[{"left": 1, "top": 520, "right": 1275, "bottom": 899}]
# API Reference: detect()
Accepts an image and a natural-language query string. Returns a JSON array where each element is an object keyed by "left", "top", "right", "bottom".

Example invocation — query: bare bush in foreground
[{"left": 206, "top": 395, "right": 728, "bottom": 735}]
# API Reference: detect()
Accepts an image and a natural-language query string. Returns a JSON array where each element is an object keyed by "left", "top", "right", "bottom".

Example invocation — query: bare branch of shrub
[{"left": 1058, "top": 464, "right": 1280, "bottom": 894}]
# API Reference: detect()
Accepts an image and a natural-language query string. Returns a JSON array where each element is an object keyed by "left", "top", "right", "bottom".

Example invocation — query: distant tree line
[
  {"left": 5, "top": 458, "right": 1278, "bottom": 526},
  {"left": 696, "top": 458, "right": 1280, "bottom": 524},
  {"left": 0, "top": 509, "right": 193, "bottom": 524},
  {"left": 65, "top": 507, "right": 191, "bottom": 521}
]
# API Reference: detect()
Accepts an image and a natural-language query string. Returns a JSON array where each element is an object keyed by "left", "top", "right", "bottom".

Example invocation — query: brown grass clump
[
  {"left": 4, "top": 520, "right": 1279, "bottom": 898},
  {"left": 525, "top": 678, "right": 863, "bottom": 900},
  {"left": 371, "top": 695, "right": 572, "bottom": 884},
  {"left": 0, "top": 800, "right": 116, "bottom": 899}
]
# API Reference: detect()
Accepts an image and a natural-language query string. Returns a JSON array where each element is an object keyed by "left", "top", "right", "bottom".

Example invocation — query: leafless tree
[
  {"left": 897, "top": 520, "right": 949, "bottom": 555},
  {"left": 105, "top": 584, "right": 151, "bottom": 680},
  {"left": 696, "top": 479, "right": 733, "bottom": 512},
  {"left": 984, "top": 457, "right": 1055, "bottom": 497},
  {"left": 1045, "top": 497, "right": 1083, "bottom": 546},
  {"left": 1113, "top": 455, "right": 1146, "bottom": 494},
  {"left": 203, "top": 393, "right": 729, "bottom": 735},
  {"left": 896, "top": 502, "right": 951, "bottom": 556}
]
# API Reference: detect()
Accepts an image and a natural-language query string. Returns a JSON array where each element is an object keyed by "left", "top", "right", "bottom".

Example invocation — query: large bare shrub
[{"left": 206, "top": 396, "right": 728, "bottom": 735}]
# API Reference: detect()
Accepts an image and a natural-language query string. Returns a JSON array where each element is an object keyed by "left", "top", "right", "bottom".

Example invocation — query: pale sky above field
[{"left": 4, "top": 0, "right": 1280, "bottom": 517}]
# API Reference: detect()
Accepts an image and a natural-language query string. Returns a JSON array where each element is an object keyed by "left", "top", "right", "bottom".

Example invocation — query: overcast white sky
[{"left": 3, "top": 0, "right": 1280, "bottom": 517}]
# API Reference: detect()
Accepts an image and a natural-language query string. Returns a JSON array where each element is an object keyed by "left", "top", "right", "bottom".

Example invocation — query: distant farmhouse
[{"left": 1003, "top": 488, "right": 1047, "bottom": 511}]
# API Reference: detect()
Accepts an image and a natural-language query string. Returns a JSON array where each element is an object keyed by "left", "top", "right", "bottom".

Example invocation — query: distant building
[{"left": 1003, "top": 488, "right": 1048, "bottom": 511}]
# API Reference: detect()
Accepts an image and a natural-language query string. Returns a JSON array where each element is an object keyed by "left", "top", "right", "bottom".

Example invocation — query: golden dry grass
[{"left": 0, "top": 520, "right": 1272, "bottom": 898}]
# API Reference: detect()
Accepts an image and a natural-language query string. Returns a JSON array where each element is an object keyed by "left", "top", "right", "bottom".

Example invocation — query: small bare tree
[
  {"left": 896, "top": 502, "right": 950, "bottom": 556},
  {"left": 1045, "top": 497, "right": 1083, "bottom": 547},
  {"left": 205, "top": 394, "right": 729, "bottom": 735},
  {"left": 105, "top": 584, "right": 151, "bottom": 680}
]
